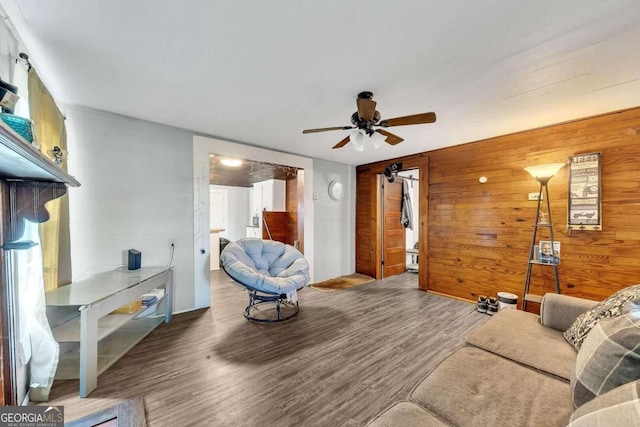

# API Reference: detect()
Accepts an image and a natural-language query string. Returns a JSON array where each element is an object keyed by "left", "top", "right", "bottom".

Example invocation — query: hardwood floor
[{"left": 45, "top": 271, "right": 488, "bottom": 426}]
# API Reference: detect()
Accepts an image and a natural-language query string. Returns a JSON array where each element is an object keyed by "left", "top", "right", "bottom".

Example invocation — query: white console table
[{"left": 45, "top": 266, "right": 173, "bottom": 397}]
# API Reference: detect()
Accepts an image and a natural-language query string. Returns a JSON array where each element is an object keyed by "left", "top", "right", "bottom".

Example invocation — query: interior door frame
[
  {"left": 356, "top": 153, "right": 429, "bottom": 290},
  {"left": 193, "top": 135, "right": 315, "bottom": 309}
]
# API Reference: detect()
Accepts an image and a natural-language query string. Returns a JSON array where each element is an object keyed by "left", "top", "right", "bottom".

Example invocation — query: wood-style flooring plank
[{"left": 42, "top": 271, "right": 488, "bottom": 426}]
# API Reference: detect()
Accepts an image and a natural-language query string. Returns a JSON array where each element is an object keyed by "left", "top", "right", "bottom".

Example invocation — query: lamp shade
[
  {"left": 370, "top": 131, "right": 386, "bottom": 149},
  {"left": 524, "top": 163, "right": 565, "bottom": 182},
  {"left": 349, "top": 129, "right": 365, "bottom": 152}
]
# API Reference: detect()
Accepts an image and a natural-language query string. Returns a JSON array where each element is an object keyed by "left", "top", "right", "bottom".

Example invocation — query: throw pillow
[
  {"left": 571, "top": 312, "right": 640, "bottom": 408},
  {"left": 564, "top": 285, "right": 640, "bottom": 350},
  {"left": 568, "top": 380, "right": 640, "bottom": 426}
]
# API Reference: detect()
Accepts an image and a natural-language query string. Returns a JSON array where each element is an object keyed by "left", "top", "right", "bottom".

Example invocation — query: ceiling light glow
[{"left": 221, "top": 158, "right": 243, "bottom": 167}]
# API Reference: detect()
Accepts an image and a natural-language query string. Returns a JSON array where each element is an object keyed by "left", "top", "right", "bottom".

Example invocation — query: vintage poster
[{"left": 567, "top": 152, "right": 601, "bottom": 230}]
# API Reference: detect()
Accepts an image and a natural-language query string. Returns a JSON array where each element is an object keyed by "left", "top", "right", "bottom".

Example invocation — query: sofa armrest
[{"left": 540, "top": 293, "right": 598, "bottom": 331}]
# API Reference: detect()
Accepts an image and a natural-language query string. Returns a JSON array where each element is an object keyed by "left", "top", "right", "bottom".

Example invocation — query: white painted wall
[
  {"left": 210, "top": 184, "right": 250, "bottom": 241},
  {"left": 64, "top": 106, "right": 355, "bottom": 314},
  {"left": 65, "top": 106, "right": 196, "bottom": 312},
  {"left": 312, "top": 159, "right": 356, "bottom": 282}
]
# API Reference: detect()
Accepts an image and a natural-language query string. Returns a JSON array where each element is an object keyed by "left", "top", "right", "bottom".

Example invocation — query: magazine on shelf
[
  {"left": 136, "top": 288, "right": 165, "bottom": 318},
  {"left": 538, "top": 240, "right": 560, "bottom": 264}
]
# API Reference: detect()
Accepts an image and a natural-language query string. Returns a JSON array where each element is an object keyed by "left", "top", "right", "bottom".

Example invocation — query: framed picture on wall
[{"left": 567, "top": 152, "right": 602, "bottom": 231}]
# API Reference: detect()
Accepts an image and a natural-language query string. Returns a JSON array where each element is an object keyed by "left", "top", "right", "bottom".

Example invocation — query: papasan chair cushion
[{"left": 221, "top": 239, "right": 310, "bottom": 320}]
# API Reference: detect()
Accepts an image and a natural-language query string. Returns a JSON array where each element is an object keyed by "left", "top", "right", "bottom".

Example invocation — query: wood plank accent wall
[
  {"left": 296, "top": 170, "right": 305, "bottom": 254},
  {"left": 285, "top": 170, "right": 305, "bottom": 253},
  {"left": 286, "top": 177, "right": 298, "bottom": 246},
  {"left": 356, "top": 107, "right": 640, "bottom": 306},
  {"left": 262, "top": 211, "right": 291, "bottom": 245},
  {"left": 356, "top": 171, "right": 375, "bottom": 277}
]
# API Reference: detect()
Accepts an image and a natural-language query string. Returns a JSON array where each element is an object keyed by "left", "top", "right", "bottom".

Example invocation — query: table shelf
[
  {"left": 46, "top": 266, "right": 173, "bottom": 397},
  {"left": 55, "top": 316, "right": 164, "bottom": 380},
  {"left": 52, "top": 295, "right": 167, "bottom": 343}
]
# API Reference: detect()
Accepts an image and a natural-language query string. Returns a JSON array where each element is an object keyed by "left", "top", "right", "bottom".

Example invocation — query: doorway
[
  {"left": 193, "top": 135, "right": 316, "bottom": 309},
  {"left": 208, "top": 154, "right": 303, "bottom": 246},
  {"left": 379, "top": 169, "right": 420, "bottom": 278},
  {"left": 398, "top": 170, "right": 420, "bottom": 273}
]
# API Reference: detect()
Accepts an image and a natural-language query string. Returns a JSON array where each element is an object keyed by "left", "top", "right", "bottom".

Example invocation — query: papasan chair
[{"left": 220, "top": 238, "right": 310, "bottom": 322}]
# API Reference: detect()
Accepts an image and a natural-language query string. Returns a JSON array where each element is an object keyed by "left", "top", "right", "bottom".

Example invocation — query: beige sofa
[{"left": 367, "top": 293, "right": 600, "bottom": 427}]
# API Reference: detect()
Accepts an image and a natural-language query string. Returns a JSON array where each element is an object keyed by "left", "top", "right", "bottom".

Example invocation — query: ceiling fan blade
[
  {"left": 375, "top": 129, "right": 404, "bottom": 145},
  {"left": 357, "top": 98, "right": 377, "bottom": 122},
  {"left": 378, "top": 112, "right": 436, "bottom": 128},
  {"left": 332, "top": 136, "right": 351, "bottom": 149},
  {"left": 303, "top": 126, "right": 353, "bottom": 134}
]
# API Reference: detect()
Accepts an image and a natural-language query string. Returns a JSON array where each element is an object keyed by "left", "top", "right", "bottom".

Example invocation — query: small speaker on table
[{"left": 128, "top": 249, "right": 141, "bottom": 270}]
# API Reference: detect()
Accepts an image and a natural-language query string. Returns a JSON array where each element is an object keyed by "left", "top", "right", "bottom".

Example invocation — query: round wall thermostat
[{"left": 328, "top": 180, "right": 345, "bottom": 201}]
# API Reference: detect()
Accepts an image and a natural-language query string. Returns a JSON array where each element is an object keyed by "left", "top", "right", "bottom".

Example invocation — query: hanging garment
[{"left": 401, "top": 178, "right": 413, "bottom": 229}]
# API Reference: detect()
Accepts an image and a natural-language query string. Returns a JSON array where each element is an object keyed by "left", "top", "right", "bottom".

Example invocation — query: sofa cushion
[
  {"left": 568, "top": 380, "right": 640, "bottom": 426},
  {"left": 571, "top": 312, "right": 640, "bottom": 408},
  {"left": 465, "top": 308, "right": 575, "bottom": 380},
  {"left": 540, "top": 294, "right": 598, "bottom": 332},
  {"left": 411, "top": 346, "right": 573, "bottom": 427},
  {"left": 564, "top": 285, "right": 640, "bottom": 350},
  {"left": 366, "top": 401, "right": 449, "bottom": 427}
]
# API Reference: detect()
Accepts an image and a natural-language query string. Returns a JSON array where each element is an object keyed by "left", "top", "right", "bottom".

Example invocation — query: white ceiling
[{"left": 3, "top": 0, "right": 640, "bottom": 165}]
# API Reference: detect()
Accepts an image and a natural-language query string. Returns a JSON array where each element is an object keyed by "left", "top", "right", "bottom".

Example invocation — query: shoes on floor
[
  {"left": 476, "top": 295, "right": 488, "bottom": 313},
  {"left": 487, "top": 297, "right": 498, "bottom": 316}
]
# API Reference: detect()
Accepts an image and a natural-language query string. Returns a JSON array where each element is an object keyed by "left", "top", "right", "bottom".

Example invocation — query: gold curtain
[{"left": 28, "top": 69, "right": 71, "bottom": 290}]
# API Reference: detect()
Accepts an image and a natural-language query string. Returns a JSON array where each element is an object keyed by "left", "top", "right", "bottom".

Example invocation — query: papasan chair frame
[{"left": 220, "top": 238, "right": 310, "bottom": 323}]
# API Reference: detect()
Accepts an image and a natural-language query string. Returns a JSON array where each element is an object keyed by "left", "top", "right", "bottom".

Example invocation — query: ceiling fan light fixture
[
  {"left": 302, "top": 92, "right": 436, "bottom": 151},
  {"left": 349, "top": 129, "right": 366, "bottom": 152},
  {"left": 370, "top": 131, "right": 385, "bottom": 149}
]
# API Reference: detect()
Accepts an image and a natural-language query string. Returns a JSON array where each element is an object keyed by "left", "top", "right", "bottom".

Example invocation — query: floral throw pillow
[{"left": 563, "top": 285, "right": 640, "bottom": 350}]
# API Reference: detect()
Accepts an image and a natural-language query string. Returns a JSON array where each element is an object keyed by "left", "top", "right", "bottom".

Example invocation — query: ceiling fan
[{"left": 302, "top": 91, "right": 436, "bottom": 150}]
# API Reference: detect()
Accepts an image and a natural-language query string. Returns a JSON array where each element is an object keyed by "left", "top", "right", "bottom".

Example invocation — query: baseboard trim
[{"left": 427, "top": 290, "right": 475, "bottom": 305}]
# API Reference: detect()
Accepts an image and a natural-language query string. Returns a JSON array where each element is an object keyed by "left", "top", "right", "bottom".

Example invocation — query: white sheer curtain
[{"left": 16, "top": 220, "right": 59, "bottom": 401}]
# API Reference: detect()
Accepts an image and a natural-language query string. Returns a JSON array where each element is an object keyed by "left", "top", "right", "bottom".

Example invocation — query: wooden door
[
  {"left": 209, "top": 188, "right": 228, "bottom": 232},
  {"left": 382, "top": 178, "right": 406, "bottom": 277}
]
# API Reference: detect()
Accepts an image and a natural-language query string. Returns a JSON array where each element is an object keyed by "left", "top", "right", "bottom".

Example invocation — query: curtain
[
  {"left": 17, "top": 221, "right": 59, "bottom": 402},
  {"left": 28, "top": 69, "right": 72, "bottom": 290}
]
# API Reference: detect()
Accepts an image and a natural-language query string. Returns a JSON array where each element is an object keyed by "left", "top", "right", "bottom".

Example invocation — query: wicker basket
[{"left": 0, "top": 113, "right": 34, "bottom": 143}]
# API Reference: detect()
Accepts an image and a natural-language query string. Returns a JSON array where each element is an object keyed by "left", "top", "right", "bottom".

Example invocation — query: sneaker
[
  {"left": 487, "top": 297, "right": 498, "bottom": 316},
  {"left": 476, "top": 295, "right": 488, "bottom": 313}
]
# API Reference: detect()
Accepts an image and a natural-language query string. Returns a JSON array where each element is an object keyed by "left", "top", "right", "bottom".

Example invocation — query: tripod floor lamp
[{"left": 522, "top": 162, "right": 565, "bottom": 310}]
